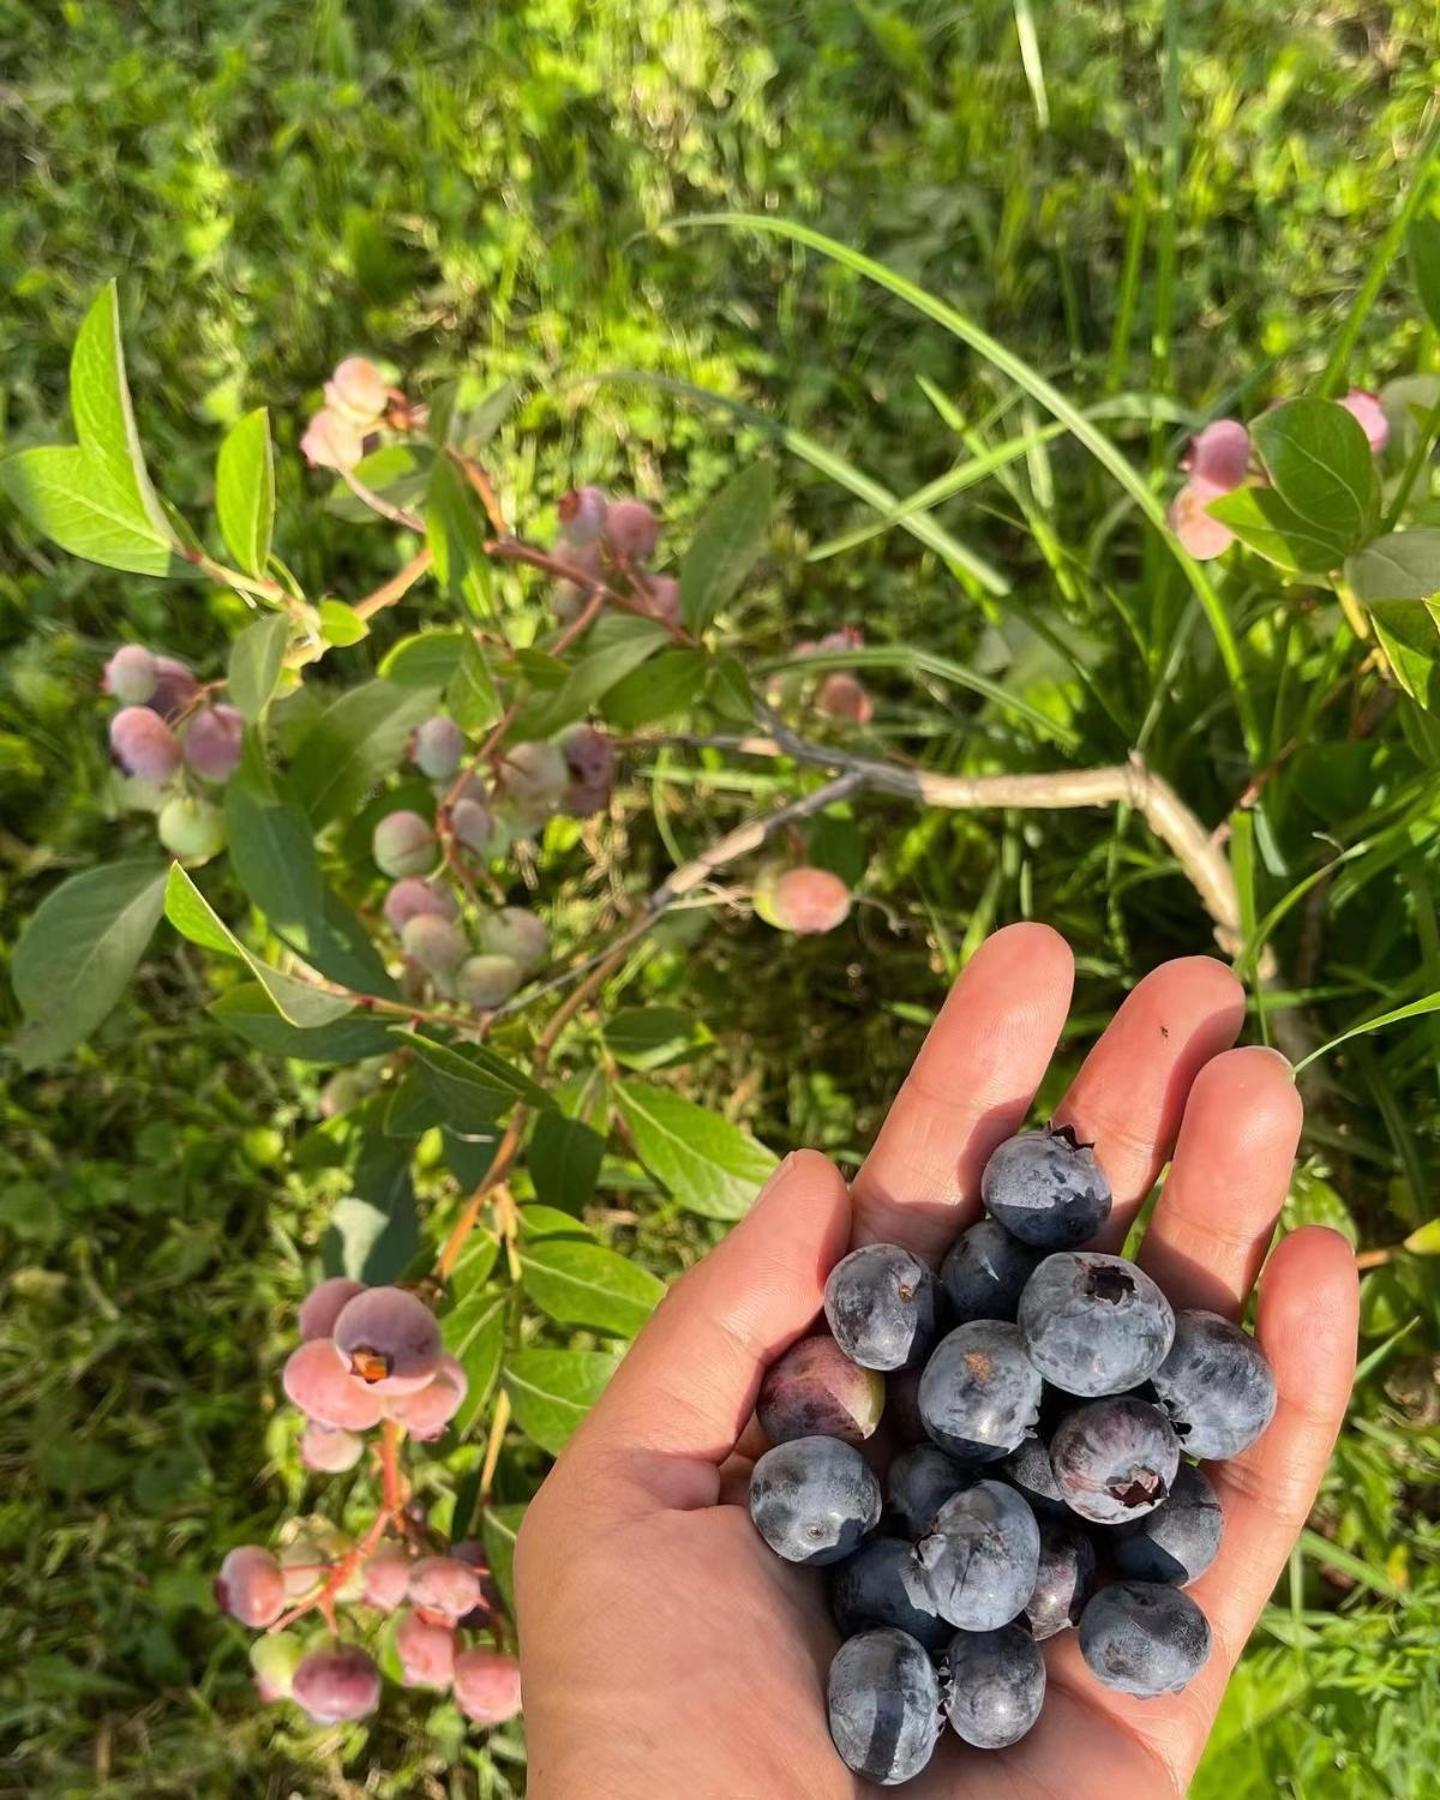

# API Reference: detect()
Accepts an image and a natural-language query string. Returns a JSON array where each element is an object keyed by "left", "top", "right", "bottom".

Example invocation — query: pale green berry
[
  {"left": 373, "top": 810, "right": 435, "bottom": 877},
  {"left": 158, "top": 795, "right": 227, "bottom": 862},
  {"left": 401, "top": 913, "right": 468, "bottom": 976},
  {"left": 476, "top": 906, "right": 548, "bottom": 972},
  {"left": 456, "top": 953, "right": 523, "bottom": 1009}
]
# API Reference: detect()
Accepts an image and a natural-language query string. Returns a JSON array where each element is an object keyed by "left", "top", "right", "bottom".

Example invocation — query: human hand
[{"left": 514, "top": 924, "right": 1358, "bottom": 1797}]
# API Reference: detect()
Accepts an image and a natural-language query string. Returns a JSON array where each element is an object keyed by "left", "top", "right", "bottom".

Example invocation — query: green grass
[{"left": 3, "top": 1, "right": 1440, "bottom": 1794}]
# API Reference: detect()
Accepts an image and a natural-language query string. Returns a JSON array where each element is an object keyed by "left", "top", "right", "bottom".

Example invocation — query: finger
[
  {"left": 1138, "top": 1045, "right": 1303, "bottom": 1313},
  {"left": 1053, "top": 956, "right": 1245, "bottom": 1246},
  {"left": 851, "top": 922, "right": 1074, "bottom": 1261},
  {"left": 559, "top": 1150, "right": 851, "bottom": 1506}
]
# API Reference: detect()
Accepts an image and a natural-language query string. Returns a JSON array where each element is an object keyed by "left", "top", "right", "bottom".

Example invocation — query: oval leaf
[
  {"left": 680, "top": 463, "right": 774, "bottom": 630},
  {"left": 502, "top": 1349, "right": 620, "bottom": 1455},
  {"left": 616, "top": 1081, "right": 778, "bottom": 1219},
  {"left": 519, "top": 1239, "right": 665, "bottom": 1338},
  {"left": 1251, "top": 398, "right": 1378, "bottom": 553},
  {"left": 288, "top": 678, "right": 440, "bottom": 828},
  {"left": 227, "top": 614, "right": 290, "bottom": 723},
  {"left": 215, "top": 408, "right": 275, "bottom": 578}
]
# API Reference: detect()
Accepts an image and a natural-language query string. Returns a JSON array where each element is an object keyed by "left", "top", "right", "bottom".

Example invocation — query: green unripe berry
[
  {"left": 455, "top": 953, "right": 524, "bottom": 1010},
  {"left": 496, "top": 741, "right": 567, "bottom": 831},
  {"left": 250, "top": 1631, "right": 303, "bottom": 1702},
  {"left": 373, "top": 810, "right": 435, "bottom": 877},
  {"left": 158, "top": 795, "right": 227, "bottom": 862},
  {"left": 476, "top": 906, "right": 549, "bottom": 973},
  {"left": 103, "top": 644, "right": 158, "bottom": 703},
  {"left": 401, "top": 913, "right": 468, "bottom": 976}
]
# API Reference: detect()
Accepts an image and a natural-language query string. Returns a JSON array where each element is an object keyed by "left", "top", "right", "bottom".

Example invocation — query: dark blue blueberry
[
  {"left": 1000, "top": 1434, "right": 1068, "bottom": 1522},
  {"left": 1050, "top": 1397, "right": 1180, "bottom": 1525},
  {"left": 1018, "top": 1252, "right": 1175, "bottom": 1397},
  {"left": 1023, "top": 1522, "right": 1097, "bottom": 1639},
  {"left": 748, "top": 1435, "right": 881, "bottom": 1565},
  {"left": 913, "top": 1478, "right": 1040, "bottom": 1630},
  {"left": 1150, "top": 1309, "right": 1277, "bottom": 1459},
  {"left": 1114, "top": 1463, "right": 1223, "bottom": 1586},
  {"left": 943, "top": 1623, "right": 1047, "bottom": 1748},
  {"left": 827, "top": 1627, "right": 943, "bottom": 1786},
  {"left": 886, "top": 1444, "right": 971, "bottom": 1538},
  {"left": 831, "top": 1538, "right": 952, "bottom": 1652},
  {"left": 981, "top": 1127, "right": 1112, "bottom": 1249},
  {"left": 824, "top": 1243, "right": 939, "bottom": 1371},
  {"left": 1078, "top": 1581, "right": 1212, "bottom": 1697},
  {"left": 917, "top": 1320, "right": 1042, "bottom": 1461},
  {"left": 939, "top": 1219, "right": 1043, "bottom": 1323},
  {"left": 756, "top": 1333, "right": 885, "bottom": 1447}
]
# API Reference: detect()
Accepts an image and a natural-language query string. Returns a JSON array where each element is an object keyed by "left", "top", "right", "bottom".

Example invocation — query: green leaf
[
  {"left": 68, "top": 282, "right": 174, "bottom": 545},
  {"left": 602, "top": 647, "right": 709, "bottom": 728},
  {"left": 209, "top": 985, "right": 393, "bottom": 1061},
  {"left": 481, "top": 1503, "right": 527, "bottom": 1613},
  {"left": 1403, "top": 1218, "right": 1440, "bottom": 1255},
  {"left": 447, "top": 633, "right": 502, "bottom": 733},
  {"left": 680, "top": 462, "right": 774, "bottom": 630},
  {"left": 224, "top": 772, "right": 393, "bottom": 992},
  {"left": 288, "top": 679, "right": 440, "bottom": 829},
  {"left": 1250, "top": 398, "right": 1378, "bottom": 554},
  {"left": 1206, "top": 485, "right": 1352, "bottom": 575},
  {"left": 392, "top": 1029, "right": 550, "bottom": 1129},
  {"left": 1407, "top": 215, "right": 1440, "bottom": 333},
  {"left": 0, "top": 446, "right": 176, "bottom": 576},
  {"left": 318, "top": 599, "right": 369, "bottom": 646},
  {"left": 426, "top": 454, "right": 493, "bottom": 622},
  {"left": 517, "top": 1205, "right": 595, "bottom": 1240},
  {"left": 502, "top": 1349, "right": 620, "bottom": 1455},
  {"left": 380, "top": 628, "right": 467, "bottom": 687},
  {"left": 384, "top": 1070, "right": 442, "bottom": 1136},
  {"left": 1346, "top": 529, "right": 1440, "bottom": 603},
  {"left": 616, "top": 1082, "right": 778, "bottom": 1219},
  {"left": 443, "top": 1293, "right": 507, "bottom": 1436},
  {"left": 1368, "top": 600, "right": 1440, "bottom": 709},
  {"left": 449, "top": 1232, "right": 501, "bottom": 1299},
  {"left": 215, "top": 408, "right": 275, "bottom": 577},
  {"left": 227, "top": 614, "right": 290, "bottom": 723},
  {"left": 163, "top": 864, "right": 354, "bottom": 1027},
  {"left": 324, "top": 1130, "right": 418, "bottom": 1284},
  {"left": 510, "top": 616, "right": 669, "bottom": 739},
  {"left": 519, "top": 1238, "right": 665, "bottom": 1338},
  {"left": 527, "top": 1112, "right": 606, "bottom": 1214},
  {"left": 604, "top": 1005, "right": 711, "bottom": 1070},
  {"left": 11, "top": 862, "right": 168, "bottom": 1069},
  {"left": 1295, "top": 988, "right": 1440, "bottom": 1073}
]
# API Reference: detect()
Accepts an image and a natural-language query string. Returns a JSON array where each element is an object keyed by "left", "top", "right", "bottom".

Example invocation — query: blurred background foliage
[{"left": 2, "top": 1, "right": 1439, "bottom": 1794}]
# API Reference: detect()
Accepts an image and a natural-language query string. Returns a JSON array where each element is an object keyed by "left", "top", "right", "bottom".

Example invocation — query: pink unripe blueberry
[
  {"left": 557, "top": 484, "right": 609, "bottom": 545},
  {"left": 148, "top": 656, "right": 199, "bottom": 720},
  {"left": 815, "top": 671, "right": 874, "bottom": 725},
  {"left": 383, "top": 877, "right": 458, "bottom": 934},
  {"left": 554, "top": 539, "right": 602, "bottom": 623},
  {"left": 300, "top": 407, "right": 367, "bottom": 472},
  {"left": 407, "top": 1555, "right": 483, "bottom": 1626},
  {"left": 497, "top": 741, "right": 568, "bottom": 828},
  {"left": 250, "top": 1632, "right": 302, "bottom": 1702},
  {"left": 102, "top": 644, "right": 158, "bottom": 703},
  {"left": 215, "top": 1545, "right": 285, "bottom": 1628},
  {"left": 1341, "top": 388, "right": 1389, "bottom": 453},
  {"left": 158, "top": 795, "right": 227, "bottom": 862},
  {"left": 182, "top": 704, "right": 244, "bottom": 782},
  {"left": 410, "top": 715, "right": 466, "bottom": 779},
  {"left": 453, "top": 1648, "right": 523, "bottom": 1726},
  {"left": 757, "top": 1334, "right": 885, "bottom": 1445},
  {"left": 452, "top": 796, "right": 494, "bottom": 855},
  {"left": 388, "top": 1353, "right": 468, "bottom": 1439},
  {"left": 110, "top": 706, "right": 181, "bottom": 781},
  {"left": 644, "top": 573, "right": 680, "bottom": 626},
  {"left": 395, "top": 1609, "right": 457, "bottom": 1689},
  {"left": 755, "top": 866, "right": 853, "bottom": 935},
  {"left": 361, "top": 1544, "right": 413, "bottom": 1613},
  {"left": 401, "top": 912, "right": 469, "bottom": 977},
  {"left": 560, "top": 724, "right": 616, "bottom": 817},
  {"left": 282, "top": 1338, "right": 385, "bottom": 1430},
  {"left": 373, "top": 809, "right": 435, "bottom": 877},
  {"left": 1180, "top": 419, "right": 1251, "bottom": 491},
  {"left": 299, "top": 1276, "right": 367, "bottom": 1342},
  {"left": 292, "top": 1646, "right": 382, "bottom": 1724},
  {"left": 456, "top": 952, "right": 524, "bottom": 1010},
  {"left": 300, "top": 1421, "right": 365, "bottom": 1473},
  {"left": 603, "top": 497, "right": 660, "bottom": 563},
  {"left": 1168, "top": 479, "right": 1233, "bottom": 561},
  {"left": 332, "top": 1285, "right": 442, "bottom": 1394},
  {"left": 324, "top": 356, "right": 390, "bottom": 426},
  {"left": 477, "top": 906, "right": 549, "bottom": 972}
]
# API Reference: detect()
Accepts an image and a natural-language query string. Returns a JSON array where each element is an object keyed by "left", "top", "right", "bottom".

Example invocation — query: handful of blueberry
[{"left": 747, "top": 1126, "right": 1277, "bottom": 1785}]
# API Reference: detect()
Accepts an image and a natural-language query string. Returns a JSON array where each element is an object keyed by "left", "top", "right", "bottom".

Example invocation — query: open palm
[{"left": 515, "top": 926, "right": 1358, "bottom": 1797}]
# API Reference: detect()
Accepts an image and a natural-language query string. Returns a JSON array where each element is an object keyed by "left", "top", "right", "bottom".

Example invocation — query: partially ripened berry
[
  {"left": 755, "top": 865, "right": 853, "bottom": 935},
  {"left": 182, "top": 704, "right": 244, "bottom": 782},
  {"left": 250, "top": 1631, "right": 302, "bottom": 1702},
  {"left": 1017, "top": 1251, "right": 1175, "bottom": 1396},
  {"left": 388, "top": 1354, "right": 468, "bottom": 1440},
  {"left": 749, "top": 1435, "right": 882, "bottom": 1565},
  {"left": 827, "top": 1628, "right": 942, "bottom": 1787},
  {"left": 824, "top": 1244, "right": 938, "bottom": 1372},
  {"left": 1149, "top": 1308, "right": 1277, "bottom": 1459},
  {"left": 553, "top": 540, "right": 602, "bottom": 622},
  {"left": 215, "top": 1545, "right": 285, "bottom": 1628},
  {"left": 1114, "top": 1463, "right": 1224, "bottom": 1586},
  {"left": 832, "top": 1538, "right": 950, "bottom": 1651},
  {"left": 103, "top": 644, "right": 158, "bottom": 703},
  {"left": 383, "top": 878, "right": 458, "bottom": 934},
  {"left": 557, "top": 484, "right": 608, "bottom": 545},
  {"left": 476, "top": 906, "right": 549, "bottom": 972},
  {"left": 1049, "top": 1396, "right": 1180, "bottom": 1524},
  {"left": 395, "top": 1608, "right": 457, "bottom": 1689},
  {"left": 756, "top": 1334, "right": 885, "bottom": 1446},
  {"left": 451, "top": 796, "right": 493, "bottom": 854},
  {"left": 410, "top": 715, "right": 466, "bottom": 779},
  {"left": 944, "top": 1624, "right": 1046, "bottom": 1748},
  {"left": 453, "top": 1648, "right": 523, "bottom": 1726},
  {"left": 333, "top": 1285, "right": 442, "bottom": 1394},
  {"left": 282, "top": 1338, "right": 385, "bottom": 1431},
  {"left": 644, "top": 573, "right": 680, "bottom": 625},
  {"left": 158, "top": 795, "right": 227, "bottom": 861},
  {"left": 148, "top": 656, "right": 199, "bottom": 719},
  {"left": 456, "top": 952, "right": 524, "bottom": 1010},
  {"left": 559, "top": 724, "right": 615, "bottom": 817},
  {"left": 603, "top": 497, "right": 660, "bottom": 562},
  {"left": 291, "top": 1645, "right": 382, "bottom": 1723},
  {"left": 361, "top": 1544, "right": 413, "bottom": 1613},
  {"left": 1079, "top": 1581, "right": 1212, "bottom": 1697},
  {"left": 110, "top": 706, "right": 181, "bottom": 781},
  {"left": 300, "top": 408, "right": 368, "bottom": 472},
  {"left": 401, "top": 912, "right": 468, "bottom": 977},
  {"left": 816, "top": 671, "right": 874, "bottom": 725},
  {"left": 408, "top": 1555, "right": 483, "bottom": 1626},
  {"left": 917, "top": 1320, "right": 1042, "bottom": 1460},
  {"left": 300, "top": 1420, "right": 365, "bottom": 1472},
  {"left": 913, "top": 1480, "right": 1040, "bottom": 1631},
  {"left": 981, "top": 1127, "right": 1112, "bottom": 1248},
  {"left": 372, "top": 809, "right": 435, "bottom": 877},
  {"left": 325, "top": 356, "right": 390, "bottom": 425}
]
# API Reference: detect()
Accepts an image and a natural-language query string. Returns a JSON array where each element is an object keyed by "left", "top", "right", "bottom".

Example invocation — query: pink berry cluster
[
  {"left": 1169, "top": 390, "right": 1389, "bottom": 561},
  {"left": 102, "top": 645, "right": 242, "bottom": 861},
  {"left": 215, "top": 1277, "right": 522, "bottom": 1730},
  {"left": 550, "top": 484, "right": 680, "bottom": 627},
  {"left": 300, "top": 356, "right": 395, "bottom": 474}
]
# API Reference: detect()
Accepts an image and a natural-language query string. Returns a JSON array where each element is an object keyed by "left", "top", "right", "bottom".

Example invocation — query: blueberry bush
[{"left": 5, "top": 3, "right": 1440, "bottom": 1795}]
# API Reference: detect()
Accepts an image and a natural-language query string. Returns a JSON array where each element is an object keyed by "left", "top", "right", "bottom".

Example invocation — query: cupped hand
[{"left": 514, "top": 925, "right": 1358, "bottom": 1798}]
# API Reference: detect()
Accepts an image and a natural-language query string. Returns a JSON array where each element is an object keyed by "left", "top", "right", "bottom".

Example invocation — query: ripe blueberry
[
  {"left": 1150, "top": 1308, "right": 1277, "bottom": 1459},
  {"left": 981, "top": 1126, "right": 1112, "bottom": 1248},
  {"left": 826, "top": 1627, "right": 943, "bottom": 1786},
  {"left": 824, "top": 1243, "right": 938, "bottom": 1372},
  {"left": 1114, "top": 1462, "right": 1224, "bottom": 1586},
  {"left": 1049, "top": 1396, "right": 1180, "bottom": 1524},
  {"left": 940, "top": 1218, "right": 1043, "bottom": 1323},
  {"left": 943, "top": 1623, "right": 1046, "bottom": 1748},
  {"left": 885, "top": 1443, "right": 971, "bottom": 1538},
  {"left": 917, "top": 1319, "right": 1042, "bottom": 1460},
  {"left": 1023, "top": 1522, "right": 1096, "bottom": 1639},
  {"left": 1017, "top": 1251, "right": 1175, "bottom": 1396},
  {"left": 999, "top": 1432, "right": 1068, "bottom": 1521},
  {"left": 333, "top": 1286, "right": 442, "bottom": 1395},
  {"left": 831, "top": 1538, "right": 951, "bottom": 1651},
  {"left": 1079, "top": 1581, "right": 1212, "bottom": 1697},
  {"left": 913, "top": 1479, "right": 1040, "bottom": 1631},
  {"left": 748, "top": 1434, "right": 882, "bottom": 1565}
]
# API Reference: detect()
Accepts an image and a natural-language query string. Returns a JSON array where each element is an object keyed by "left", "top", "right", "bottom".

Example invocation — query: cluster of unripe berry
[
  {"left": 215, "top": 1277, "right": 521, "bottom": 1729},
  {"left": 299, "top": 356, "right": 398, "bottom": 474},
  {"left": 103, "top": 645, "right": 241, "bottom": 860},
  {"left": 549, "top": 484, "right": 680, "bottom": 627},
  {"left": 746, "top": 1128, "right": 1276, "bottom": 1785}
]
